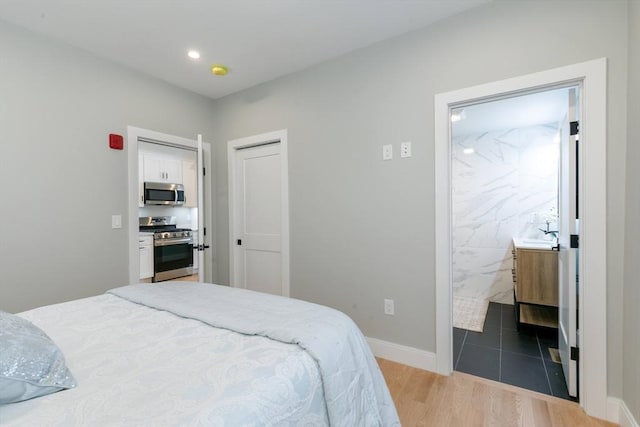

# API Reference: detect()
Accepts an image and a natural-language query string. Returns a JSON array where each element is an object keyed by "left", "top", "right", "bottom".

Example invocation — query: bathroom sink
[{"left": 512, "top": 237, "right": 555, "bottom": 250}]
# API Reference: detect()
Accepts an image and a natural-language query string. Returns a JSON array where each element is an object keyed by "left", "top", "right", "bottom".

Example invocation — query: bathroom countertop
[{"left": 512, "top": 237, "right": 556, "bottom": 250}]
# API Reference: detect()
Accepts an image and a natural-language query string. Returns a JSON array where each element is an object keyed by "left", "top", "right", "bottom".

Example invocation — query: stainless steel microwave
[{"left": 144, "top": 182, "right": 185, "bottom": 206}]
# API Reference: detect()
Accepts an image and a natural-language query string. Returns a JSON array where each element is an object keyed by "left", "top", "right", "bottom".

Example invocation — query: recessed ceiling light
[
  {"left": 451, "top": 109, "right": 466, "bottom": 123},
  {"left": 463, "top": 147, "right": 475, "bottom": 154},
  {"left": 211, "top": 64, "right": 228, "bottom": 76},
  {"left": 187, "top": 50, "right": 201, "bottom": 60}
]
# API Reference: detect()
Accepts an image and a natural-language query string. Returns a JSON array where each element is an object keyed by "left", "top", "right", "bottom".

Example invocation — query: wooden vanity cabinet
[{"left": 513, "top": 247, "right": 559, "bottom": 328}]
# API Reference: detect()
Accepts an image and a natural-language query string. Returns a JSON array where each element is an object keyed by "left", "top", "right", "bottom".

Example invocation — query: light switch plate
[
  {"left": 400, "top": 141, "right": 412, "bottom": 158},
  {"left": 382, "top": 144, "right": 393, "bottom": 160},
  {"left": 112, "top": 214, "right": 122, "bottom": 229}
]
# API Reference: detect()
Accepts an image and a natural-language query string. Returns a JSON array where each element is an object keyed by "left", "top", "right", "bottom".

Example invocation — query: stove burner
[{"left": 139, "top": 216, "right": 192, "bottom": 239}]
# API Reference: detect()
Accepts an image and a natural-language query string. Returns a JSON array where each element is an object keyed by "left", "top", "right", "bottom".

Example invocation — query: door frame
[
  {"left": 434, "top": 58, "right": 607, "bottom": 418},
  {"left": 127, "top": 126, "right": 214, "bottom": 284},
  {"left": 227, "top": 129, "right": 290, "bottom": 297}
]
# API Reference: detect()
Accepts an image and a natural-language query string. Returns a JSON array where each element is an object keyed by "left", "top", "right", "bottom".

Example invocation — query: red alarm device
[{"left": 109, "top": 134, "right": 124, "bottom": 150}]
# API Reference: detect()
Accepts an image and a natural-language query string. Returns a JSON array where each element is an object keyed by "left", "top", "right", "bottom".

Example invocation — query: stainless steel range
[{"left": 139, "top": 216, "right": 193, "bottom": 282}]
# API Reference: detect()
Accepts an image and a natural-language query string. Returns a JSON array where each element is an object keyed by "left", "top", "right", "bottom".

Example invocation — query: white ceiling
[
  {"left": 452, "top": 87, "right": 572, "bottom": 136},
  {"left": 0, "top": 0, "right": 490, "bottom": 99}
]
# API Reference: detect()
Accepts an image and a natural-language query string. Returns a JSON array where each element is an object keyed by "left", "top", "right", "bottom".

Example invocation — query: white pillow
[{"left": 0, "top": 310, "right": 76, "bottom": 404}]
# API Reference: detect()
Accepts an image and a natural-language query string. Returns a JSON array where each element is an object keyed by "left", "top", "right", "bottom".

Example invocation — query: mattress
[
  {"left": 0, "top": 293, "right": 328, "bottom": 426},
  {"left": 0, "top": 282, "right": 399, "bottom": 426}
]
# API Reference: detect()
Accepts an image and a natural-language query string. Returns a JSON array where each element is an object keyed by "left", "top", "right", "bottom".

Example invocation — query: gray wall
[
  {"left": 0, "top": 20, "right": 215, "bottom": 313},
  {"left": 1, "top": 0, "right": 635, "bottom": 407},
  {"left": 209, "top": 0, "right": 629, "bottom": 397},
  {"left": 623, "top": 0, "right": 640, "bottom": 420}
]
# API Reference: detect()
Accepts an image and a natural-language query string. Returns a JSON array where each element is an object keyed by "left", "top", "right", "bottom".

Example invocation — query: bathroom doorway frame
[{"left": 434, "top": 58, "right": 607, "bottom": 419}]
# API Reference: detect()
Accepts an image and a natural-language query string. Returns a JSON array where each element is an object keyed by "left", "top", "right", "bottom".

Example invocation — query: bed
[{"left": 0, "top": 282, "right": 399, "bottom": 426}]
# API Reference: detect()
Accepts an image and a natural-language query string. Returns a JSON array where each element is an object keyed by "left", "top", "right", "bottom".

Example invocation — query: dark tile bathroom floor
[{"left": 454, "top": 302, "right": 575, "bottom": 401}]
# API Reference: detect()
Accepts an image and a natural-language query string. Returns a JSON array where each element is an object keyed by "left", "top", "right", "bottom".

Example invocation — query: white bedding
[
  {"left": 108, "top": 282, "right": 399, "bottom": 426},
  {"left": 0, "top": 293, "right": 329, "bottom": 426}
]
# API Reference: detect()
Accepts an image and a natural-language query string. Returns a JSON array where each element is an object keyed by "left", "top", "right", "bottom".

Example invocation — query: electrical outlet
[
  {"left": 384, "top": 299, "right": 395, "bottom": 315},
  {"left": 400, "top": 141, "right": 412, "bottom": 158}
]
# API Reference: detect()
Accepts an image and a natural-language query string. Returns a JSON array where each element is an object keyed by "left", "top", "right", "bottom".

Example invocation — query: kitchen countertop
[
  {"left": 139, "top": 232, "right": 155, "bottom": 237},
  {"left": 512, "top": 237, "right": 556, "bottom": 251}
]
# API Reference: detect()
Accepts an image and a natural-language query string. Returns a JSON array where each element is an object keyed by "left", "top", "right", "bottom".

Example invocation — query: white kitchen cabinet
[
  {"left": 182, "top": 159, "right": 197, "bottom": 208},
  {"left": 139, "top": 235, "right": 154, "bottom": 280},
  {"left": 143, "top": 153, "right": 182, "bottom": 184}
]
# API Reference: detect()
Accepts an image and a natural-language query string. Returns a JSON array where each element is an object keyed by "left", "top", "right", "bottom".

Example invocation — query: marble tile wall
[{"left": 452, "top": 124, "right": 559, "bottom": 305}]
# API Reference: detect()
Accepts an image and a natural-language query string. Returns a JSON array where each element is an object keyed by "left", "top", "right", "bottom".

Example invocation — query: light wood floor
[{"left": 377, "top": 358, "right": 616, "bottom": 427}]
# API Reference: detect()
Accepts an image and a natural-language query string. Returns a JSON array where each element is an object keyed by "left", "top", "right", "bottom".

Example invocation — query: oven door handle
[{"left": 154, "top": 237, "right": 193, "bottom": 247}]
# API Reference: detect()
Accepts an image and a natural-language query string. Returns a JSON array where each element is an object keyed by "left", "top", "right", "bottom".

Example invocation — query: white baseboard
[
  {"left": 608, "top": 397, "right": 639, "bottom": 427},
  {"left": 366, "top": 337, "right": 437, "bottom": 372},
  {"left": 609, "top": 397, "right": 621, "bottom": 424}
]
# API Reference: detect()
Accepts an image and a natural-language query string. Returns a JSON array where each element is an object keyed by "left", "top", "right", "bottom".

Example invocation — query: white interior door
[
  {"left": 233, "top": 143, "right": 283, "bottom": 295},
  {"left": 558, "top": 87, "right": 579, "bottom": 397},
  {"left": 196, "top": 134, "right": 206, "bottom": 282}
]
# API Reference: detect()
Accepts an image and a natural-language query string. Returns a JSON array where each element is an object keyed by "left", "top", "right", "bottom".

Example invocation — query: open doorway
[
  {"left": 449, "top": 87, "right": 576, "bottom": 399},
  {"left": 434, "top": 59, "right": 608, "bottom": 419},
  {"left": 126, "top": 127, "right": 214, "bottom": 285}
]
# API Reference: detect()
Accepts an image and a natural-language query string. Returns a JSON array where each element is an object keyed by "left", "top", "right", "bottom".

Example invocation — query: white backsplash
[
  {"left": 452, "top": 124, "right": 559, "bottom": 305},
  {"left": 138, "top": 206, "right": 198, "bottom": 230}
]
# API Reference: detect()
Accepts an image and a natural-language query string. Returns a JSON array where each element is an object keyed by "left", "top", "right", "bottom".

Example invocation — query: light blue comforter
[{"left": 108, "top": 282, "right": 400, "bottom": 427}]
